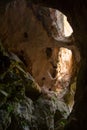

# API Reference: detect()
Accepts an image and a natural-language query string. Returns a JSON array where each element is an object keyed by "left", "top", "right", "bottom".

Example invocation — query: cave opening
[
  {"left": 0, "top": 1, "right": 81, "bottom": 130},
  {"left": 39, "top": 9, "right": 77, "bottom": 113},
  {"left": 51, "top": 11, "right": 77, "bottom": 113}
]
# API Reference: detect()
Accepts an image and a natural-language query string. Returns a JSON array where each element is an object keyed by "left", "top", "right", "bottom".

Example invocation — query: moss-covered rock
[
  {"left": 34, "top": 92, "right": 69, "bottom": 130},
  {"left": 0, "top": 43, "right": 70, "bottom": 130},
  {"left": 0, "top": 43, "right": 40, "bottom": 130}
]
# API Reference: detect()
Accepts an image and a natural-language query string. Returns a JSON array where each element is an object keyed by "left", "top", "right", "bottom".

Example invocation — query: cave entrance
[
  {"left": 30, "top": 8, "right": 77, "bottom": 113},
  {"left": 56, "top": 47, "right": 76, "bottom": 112},
  {"left": 43, "top": 9, "right": 76, "bottom": 112}
]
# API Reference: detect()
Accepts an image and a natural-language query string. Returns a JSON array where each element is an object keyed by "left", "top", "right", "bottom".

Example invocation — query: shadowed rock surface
[
  {"left": 1, "top": 0, "right": 86, "bottom": 130},
  {"left": 0, "top": 43, "right": 71, "bottom": 130},
  {"left": 29, "top": 0, "right": 87, "bottom": 130}
]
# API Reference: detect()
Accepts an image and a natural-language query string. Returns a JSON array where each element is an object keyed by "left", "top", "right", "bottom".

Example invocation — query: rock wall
[
  {"left": 0, "top": 0, "right": 81, "bottom": 130},
  {"left": 0, "top": 42, "right": 70, "bottom": 130},
  {"left": 29, "top": 1, "right": 87, "bottom": 130},
  {"left": 0, "top": 0, "right": 78, "bottom": 93}
]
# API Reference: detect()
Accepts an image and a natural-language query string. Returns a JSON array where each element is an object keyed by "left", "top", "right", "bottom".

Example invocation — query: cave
[{"left": 0, "top": 0, "right": 87, "bottom": 130}]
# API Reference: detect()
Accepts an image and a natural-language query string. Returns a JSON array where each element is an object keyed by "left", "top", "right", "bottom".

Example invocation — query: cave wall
[
  {"left": 29, "top": 0, "right": 87, "bottom": 130},
  {"left": 0, "top": 0, "right": 59, "bottom": 90},
  {"left": 0, "top": 2, "right": 74, "bottom": 128},
  {"left": 0, "top": 0, "right": 77, "bottom": 93},
  {"left": 0, "top": 0, "right": 86, "bottom": 130}
]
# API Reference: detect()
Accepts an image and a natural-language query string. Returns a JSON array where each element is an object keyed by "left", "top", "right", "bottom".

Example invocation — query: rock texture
[
  {"left": 30, "top": 0, "right": 87, "bottom": 130},
  {"left": 0, "top": 0, "right": 78, "bottom": 92},
  {"left": 0, "top": 0, "right": 81, "bottom": 130},
  {"left": 0, "top": 43, "right": 71, "bottom": 130}
]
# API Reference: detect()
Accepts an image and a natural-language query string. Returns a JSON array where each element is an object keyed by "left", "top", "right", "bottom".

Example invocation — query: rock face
[
  {"left": 0, "top": 43, "right": 70, "bottom": 130},
  {"left": 0, "top": 0, "right": 77, "bottom": 92},
  {"left": 29, "top": 0, "right": 87, "bottom": 130},
  {"left": 0, "top": 43, "right": 37, "bottom": 130},
  {"left": 0, "top": 0, "right": 80, "bottom": 130}
]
